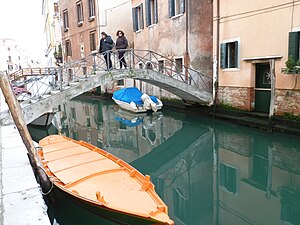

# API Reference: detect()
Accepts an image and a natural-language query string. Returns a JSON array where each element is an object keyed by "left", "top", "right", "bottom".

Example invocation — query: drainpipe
[
  {"left": 213, "top": 0, "right": 220, "bottom": 111},
  {"left": 185, "top": 0, "right": 190, "bottom": 82},
  {"left": 96, "top": 0, "right": 101, "bottom": 44}
]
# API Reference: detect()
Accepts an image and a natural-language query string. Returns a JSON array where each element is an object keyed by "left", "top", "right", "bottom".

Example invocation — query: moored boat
[
  {"left": 30, "top": 112, "right": 55, "bottom": 127},
  {"left": 112, "top": 87, "right": 163, "bottom": 113},
  {"left": 38, "top": 135, "right": 174, "bottom": 225}
]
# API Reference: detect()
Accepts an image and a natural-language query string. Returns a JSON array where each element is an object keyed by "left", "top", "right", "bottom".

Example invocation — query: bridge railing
[
  {"left": 61, "top": 49, "right": 212, "bottom": 93},
  {"left": 8, "top": 49, "right": 212, "bottom": 105},
  {"left": 10, "top": 68, "right": 59, "bottom": 103}
]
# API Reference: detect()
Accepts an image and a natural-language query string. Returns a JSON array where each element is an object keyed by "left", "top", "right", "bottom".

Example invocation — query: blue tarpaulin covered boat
[{"left": 112, "top": 87, "right": 163, "bottom": 113}]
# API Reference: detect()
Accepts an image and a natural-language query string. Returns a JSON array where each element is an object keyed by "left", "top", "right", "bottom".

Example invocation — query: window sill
[
  {"left": 147, "top": 23, "right": 157, "bottom": 29},
  {"left": 64, "top": 28, "right": 69, "bottom": 32},
  {"left": 171, "top": 13, "right": 184, "bottom": 20},
  {"left": 88, "top": 16, "right": 95, "bottom": 22},
  {"left": 281, "top": 66, "right": 300, "bottom": 74},
  {"left": 221, "top": 68, "right": 240, "bottom": 72},
  {"left": 77, "top": 21, "right": 83, "bottom": 27},
  {"left": 135, "top": 29, "right": 143, "bottom": 34}
]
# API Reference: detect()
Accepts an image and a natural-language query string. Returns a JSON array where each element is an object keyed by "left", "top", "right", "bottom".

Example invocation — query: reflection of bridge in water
[
  {"left": 0, "top": 50, "right": 213, "bottom": 125},
  {"left": 28, "top": 97, "right": 300, "bottom": 225}
]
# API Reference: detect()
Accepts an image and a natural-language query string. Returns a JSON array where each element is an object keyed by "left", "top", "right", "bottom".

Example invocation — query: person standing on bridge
[
  {"left": 99, "top": 32, "right": 114, "bottom": 70},
  {"left": 115, "top": 30, "right": 128, "bottom": 69}
]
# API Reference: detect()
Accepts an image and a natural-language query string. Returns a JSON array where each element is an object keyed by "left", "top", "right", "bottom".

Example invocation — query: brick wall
[
  {"left": 275, "top": 89, "right": 300, "bottom": 116},
  {"left": 217, "top": 86, "right": 254, "bottom": 111}
]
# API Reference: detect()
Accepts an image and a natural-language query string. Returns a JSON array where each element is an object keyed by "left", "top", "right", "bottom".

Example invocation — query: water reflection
[
  {"left": 213, "top": 122, "right": 300, "bottom": 225},
  {"left": 33, "top": 97, "right": 300, "bottom": 225}
]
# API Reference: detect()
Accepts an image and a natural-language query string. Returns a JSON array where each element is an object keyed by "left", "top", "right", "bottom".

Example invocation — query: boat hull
[
  {"left": 50, "top": 185, "right": 169, "bottom": 225},
  {"left": 30, "top": 112, "right": 55, "bottom": 127},
  {"left": 38, "top": 135, "right": 173, "bottom": 225},
  {"left": 112, "top": 98, "right": 163, "bottom": 113}
]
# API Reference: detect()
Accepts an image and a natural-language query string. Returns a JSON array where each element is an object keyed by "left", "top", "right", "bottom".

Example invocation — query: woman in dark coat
[
  {"left": 115, "top": 30, "right": 128, "bottom": 69},
  {"left": 99, "top": 32, "right": 114, "bottom": 70}
]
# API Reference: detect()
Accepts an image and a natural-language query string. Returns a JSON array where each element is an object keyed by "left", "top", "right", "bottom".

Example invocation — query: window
[
  {"left": 8, "top": 64, "right": 13, "bottom": 71},
  {"left": 54, "top": 3, "right": 59, "bottom": 17},
  {"left": 89, "top": 31, "right": 96, "bottom": 51},
  {"left": 132, "top": 4, "right": 144, "bottom": 32},
  {"left": 220, "top": 41, "right": 239, "bottom": 69},
  {"left": 117, "top": 79, "right": 124, "bottom": 86},
  {"left": 71, "top": 107, "right": 76, "bottom": 120},
  {"left": 76, "top": 1, "right": 84, "bottom": 25},
  {"left": 146, "top": 62, "right": 153, "bottom": 70},
  {"left": 88, "top": 0, "right": 95, "bottom": 19},
  {"left": 288, "top": 31, "right": 300, "bottom": 62},
  {"left": 83, "top": 66, "right": 87, "bottom": 75},
  {"left": 86, "top": 117, "right": 91, "bottom": 127},
  {"left": 8, "top": 56, "right": 11, "bottom": 62},
  {"left": 65, "top": 40, "right": 72, "bottom": 56},
  {"left": 175, "top": 58, "right": 183, "bottom": 73},
  {"left": 63, "top": 9, "right": 69, "bottom": 31},
  {"left": 158, "top": 60, "right": 164, "bottom": 73},
  {"left": 169, "top": 0, "right": 185, "bottom": 18},
  {"left": 220, "top": 163, "right": 237, "bottom": 193},
  {"left": 145, "top": 0, "right": 158, "bottom": 26}
]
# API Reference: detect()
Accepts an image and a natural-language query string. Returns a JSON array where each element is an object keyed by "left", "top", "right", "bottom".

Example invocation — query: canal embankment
[
  {"left": 0, "top": 91, "right": 51, "bottom": 225},
  {"left": 77, "top": 92, "right": 300, "bottom": 136}
]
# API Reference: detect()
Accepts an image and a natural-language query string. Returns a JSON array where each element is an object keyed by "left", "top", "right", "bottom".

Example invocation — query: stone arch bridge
[{"left": 0, "top": 50, "right": 212, "bottom": 125}]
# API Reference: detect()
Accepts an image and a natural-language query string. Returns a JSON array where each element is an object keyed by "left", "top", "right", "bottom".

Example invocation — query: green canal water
[{"left": 31, "top": 97, "right": 300, "bottom": 225}]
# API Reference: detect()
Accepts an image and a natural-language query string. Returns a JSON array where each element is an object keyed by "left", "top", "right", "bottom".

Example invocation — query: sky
[{"left": 0, "top": 0, "right": 46, "bottom": 61}]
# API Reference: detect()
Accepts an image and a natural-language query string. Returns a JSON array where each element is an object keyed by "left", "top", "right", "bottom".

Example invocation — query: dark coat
[
  {"left": 116, "top": 36, "right": 128, "bottom": 50},
  {"left": 99, "top": 35, "right": 114, "bottom": 53}
]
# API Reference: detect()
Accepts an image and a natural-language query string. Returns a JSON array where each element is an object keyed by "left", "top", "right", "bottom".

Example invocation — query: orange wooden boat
[{"left": 38, "top": 135, "right": 174, "bottom": 225}]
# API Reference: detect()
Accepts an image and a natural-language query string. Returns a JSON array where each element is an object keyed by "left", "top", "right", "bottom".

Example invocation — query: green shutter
[
  {"left": 169, "top": 0, "right": 175, "bottom": 17},
  {"left": 140, "top": 4, "right": 144, "bottom": 29},
  {"left": 288, "top": 32, "right": 300, "bottom": 61},
  {"left": 145, "top": 0, "right": 151, "bottom": 27},
  {"left": 220, "top": 163, "right": 226, "bottom": 186},
  {"left": 132, "top": 8, "right": 138, "bottom": 32},
  {"left": 181, "top": 0, "right": 185, "bottom": 14},
  {"left": 154, "top": 0, "right": 158, "bottom": 24},
  {"left": 227, "top": 167, "right": 237, "bottom": 193},
  {"left": 220, "top": 43, "right": 227, "bottom": 68},
  {"left": 234, "top": 41, "right": 239, "bottom": 68}
]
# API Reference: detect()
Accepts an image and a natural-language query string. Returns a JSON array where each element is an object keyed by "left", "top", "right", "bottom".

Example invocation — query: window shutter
[
  {"left": 169, "top": 0, "right": 175, "bottom": 18},
  {"left": 154, "top": 0, "right": 158, "bottom": 24},
  {"left": 145, "top": 0, "right": 151, "bottom": 27},
  {"left": 181, "top": 0, "right": 185, "bottom": 14},
  {"left": 140, "top": 4, "right": 144, "bottom": 29},
  {"left": 220, "top": 43, "right": 227, "bottom": 68},
  {"left": 220, "top": 163, "right": 225, "bottom": 186},
  {"left": 234, "top": 41, "right": 239, "bottom": 68},
  {"left": 132, "top": 8, "right": 138, "bottom": 32},
  {"left": 288, "top": 32, "right": 300, "bottom": 61}
]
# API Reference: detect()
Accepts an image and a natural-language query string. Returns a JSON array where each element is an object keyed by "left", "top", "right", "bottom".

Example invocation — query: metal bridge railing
[
  {"left": 9, "top": 49, "right": 212, "bottom": 104},
  {"left": 10, "top": 68, "right": 59, "bottom": 103},
  {"left": 61, "top": 49, "right": 212, "bottom": 93}
]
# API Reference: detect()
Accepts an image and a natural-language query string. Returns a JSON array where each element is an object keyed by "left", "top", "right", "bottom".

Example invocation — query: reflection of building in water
[
  {"left": 214, "top": 125, "right": 300, "bottom": 225},
  {"left": 56, "top": 98, "right": 215, "bottom": 225},
  {"left": 148, "top": 127, "right": 214, "bottom": 225},
  {"left": 56, "top": 98, "right": 183, "bottom": 163}
]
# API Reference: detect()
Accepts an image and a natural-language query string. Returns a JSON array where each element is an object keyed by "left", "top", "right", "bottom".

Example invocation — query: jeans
[{"left": 103, "top": 52, "right": 112, "bottom": 70}]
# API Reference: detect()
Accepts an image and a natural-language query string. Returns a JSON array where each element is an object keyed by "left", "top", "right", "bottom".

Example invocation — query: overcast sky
[{"left": 0, "top": 0, "right": 46, "bottom": 60}]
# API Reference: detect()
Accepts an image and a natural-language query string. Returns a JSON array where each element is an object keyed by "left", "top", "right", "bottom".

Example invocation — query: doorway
[{"left": 255, "top": 63, "right": 271, "bottom": 113}]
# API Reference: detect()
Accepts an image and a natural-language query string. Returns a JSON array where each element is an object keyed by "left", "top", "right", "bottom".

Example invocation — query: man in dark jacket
[
  {"left": 115, "top": 30, "right": 128, "bottom": 69},
  {"left": 99, "top": 32, "right": 114, "bottom": 70}
]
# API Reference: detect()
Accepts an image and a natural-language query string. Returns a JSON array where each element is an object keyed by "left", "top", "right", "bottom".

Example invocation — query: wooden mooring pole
[{"left": 0, "top": 71, "right": 37, "bottom": 166}]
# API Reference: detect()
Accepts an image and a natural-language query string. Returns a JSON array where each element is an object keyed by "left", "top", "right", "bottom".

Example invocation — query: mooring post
[{"left": 0, "top": 71, "right": 37, "bottom": 166}]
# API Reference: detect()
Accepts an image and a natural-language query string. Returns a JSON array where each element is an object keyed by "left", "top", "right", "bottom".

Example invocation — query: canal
[{"left": 29, "top": 97, "right": 300, "bottom": 225}]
